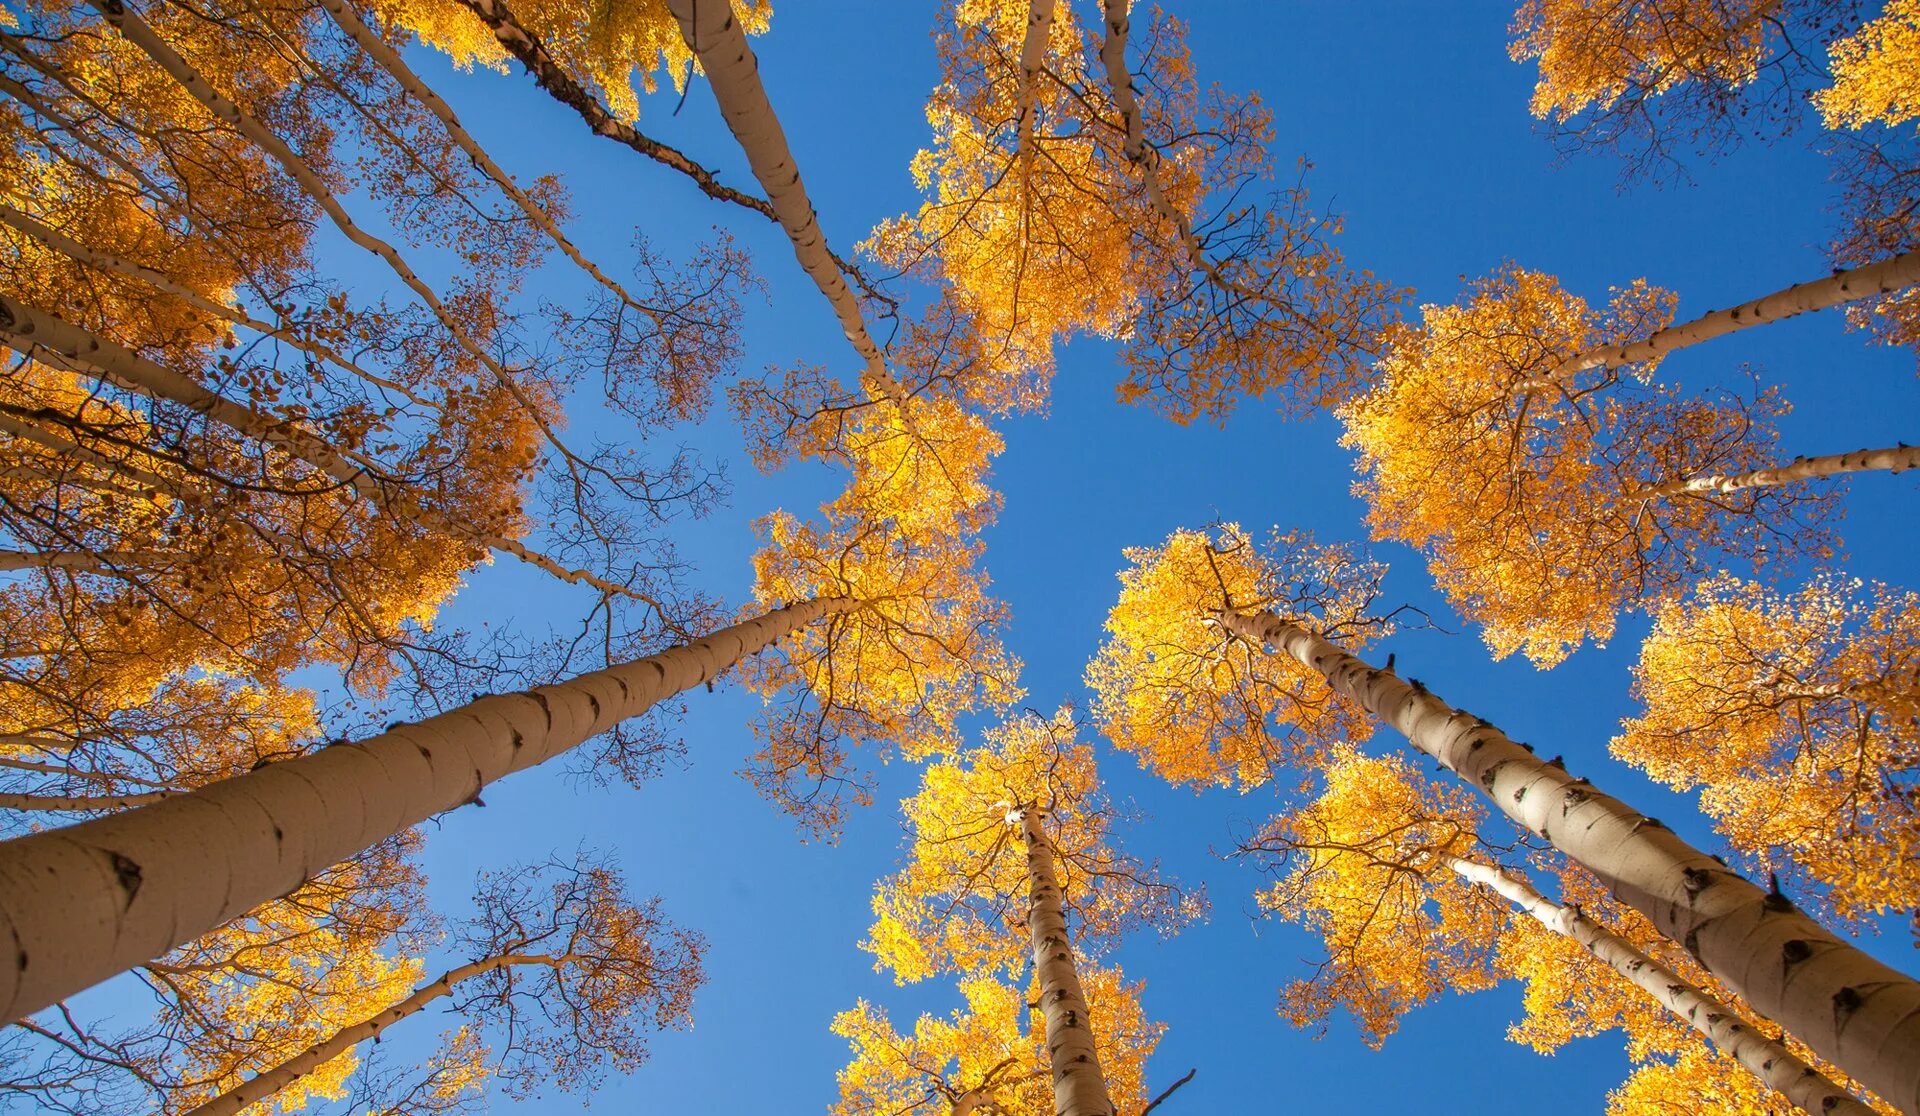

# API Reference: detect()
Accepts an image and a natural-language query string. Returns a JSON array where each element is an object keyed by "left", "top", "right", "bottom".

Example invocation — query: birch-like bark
[
  {"left": 1016, "top": 805, "right": 1114, "bottom": 1116},
  {"left": 1445, "top": 856, "right": 1872, "bottom": 1116},
  {"left": 1630, "top": 444, "right": 1920, "bottom": 500},
  {"left": 86, "top": 0, "right": 590, "bottom": 482},
  {"left": 313, "top": 0, "right": 664, "bottom": 328},
  {"left": 0, "top": 595, "right": 853, "bottom": 1022},
  {"left": 0, "top": 294, "right": 640, "bottom": 603},
  {"left": 0, "top": 549, "right": 170, "bottom": 573},
  {"left": 0, "top": 789, "right": 173, "bottom": 811},
  {"left": 1526, "top": 250, "right": 1920, "bottom": 388},
  {"left": 661, "top": 0, "right": 915, "bottom": 408},
  {"left": 0, "top": 203, "right": 439, "bottom": 412},
  {"left": 1213, "top": 608, "right": 1920, "bottom": 1114},
  {"left": 181, "top": 952, "right": 557, "bottom": 1116}
]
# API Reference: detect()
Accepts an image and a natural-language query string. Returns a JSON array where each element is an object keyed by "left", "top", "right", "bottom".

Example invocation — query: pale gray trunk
[
  {"left": 1445, "top": 856, "right": 1872, "bottom": 1116},
  {"left": 1631, "top": 444, "right": 1920, "bottom": 500},
  {"left": 1213, "top": 609, "right": 1920, "bottom": 1114},
  {"left": 0, "top": 597, "right": 853, "bottom": 1022},
  {"left": 181, "top": 952, "right": 556, "bottom": 1116},
  {"left": 1017, "top": 805, "right": 1114, "bottom": 1116}
]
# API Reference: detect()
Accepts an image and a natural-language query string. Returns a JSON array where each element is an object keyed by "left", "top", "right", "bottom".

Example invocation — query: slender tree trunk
[
  {"left": 0, "top": 789, "right": 174, "bottom": 811},
  {"left": 0, "top": 549, "right": 170, "bottom": 573},
  {"left": 182, "top": 952, "right": 558, "bottom": 1116},
  {"left": 1444, "top": 856, "right": 1873, "bottom": 1116},
  {"left": 1017, "top": 805, "right": 1114, "bottom": 1116},
  {"left": 1530, "top": 250, "right": 1920, "bottom": 387},
  {"left": 1213, "top": 608, "right": 1920, "bottom": 1114},
  {"left": 0, "top": 294, "right": 639, "bottom": 603},
  {"left": 1630, "top": 444, "right": 1920, "bottom": 500},
  {"left": 0, "top": 596, "right": 853, "bottom": 1022},
  {"left": 0, "top": 203, "right": 439, "bottom": 412},
  {"left": 661, "top": 0, "right": 915, "bottom": 406}
]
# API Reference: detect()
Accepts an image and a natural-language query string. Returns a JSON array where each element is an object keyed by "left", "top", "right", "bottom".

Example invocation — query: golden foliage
[
  {"left": 1087, "top": 523, "right": 1381, "bottom": 788},
  {"left": 380, "top": 0, "right": 772, "bottom": 122},
  {"left": 1817, "top": 0, "right": 1920, "bottom": 130},
  {"left": 1616, "top": 575, "right": 1920, "bottom": 933},
  {"left": 1341, "top": 265, "right": 1821, "bottom": 666},
  {"left": 1510, "top": 0, "right": 1770, "bottom": 121},
  {"left": 864, "top": 707, "right": 1192, "bottom": 983},
  {"left": 832, "top": 966, "right": 1162, "bottom": 1116}
]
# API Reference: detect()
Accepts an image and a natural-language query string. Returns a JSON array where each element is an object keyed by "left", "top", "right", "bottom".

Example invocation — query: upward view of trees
[{"left": 0, "top": 0, "right": 1914, "bottom": 1113}]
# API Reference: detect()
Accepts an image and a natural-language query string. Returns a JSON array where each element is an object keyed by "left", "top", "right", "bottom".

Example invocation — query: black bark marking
[{"left": 108, "top": 852, "right": 142, "bottom": 900}]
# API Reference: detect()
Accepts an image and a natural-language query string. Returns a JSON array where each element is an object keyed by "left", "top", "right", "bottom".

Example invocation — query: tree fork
[
  {"left": 0, "top": 596, "right": 853, "bottom": 1022},
  {"left": 1016, "top": 804, "right": 1115, "bottom": 1116},
  {"left": 1445, "top": 857, "right": 1873, "bottom": 1116},
  {"left": 1212, "top": 608, "right": 1920, "bottom": 1113}
]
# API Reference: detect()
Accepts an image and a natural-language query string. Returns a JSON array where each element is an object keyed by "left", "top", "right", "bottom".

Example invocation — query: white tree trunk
[
  {"left": 1445, "top": 857, "right": 1872, "bottom": 1116},
  {"left": 661, "top": 0, "right": 913, "bottom": 406},
  {"left": 182, "top": 952, "right": 553, "bottom": 1116},
  {"left": 0, "top": 597, "right": 851, "bottom": 1022},
  {"left": 1534, "top": 250, "right": 1920, "bottom": 385},
  {"left": 0, "top": 790, "right": 174, "bottom": 811},
  {"left": 1631, "top": 444, "right": 1920, "bottom": 500},
  {"left": 1214, "top": 609, "right": 1920, "bottom": 1114},
  {"left": 1017, "top": 805, "right": 1114, "bottom": 1116}
]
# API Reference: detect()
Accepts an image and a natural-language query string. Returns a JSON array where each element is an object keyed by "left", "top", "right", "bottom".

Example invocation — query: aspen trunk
[
  {"left": 1017, "top": 805, "right": 1114, "bottom": 1116},
  {"left": 661, "top": 0, "right": 914, "bottom": 406},
  {"left": 0, "top": 293, "right": 634, "bottom": 602},
  {"left": 0, "top": 790, "right": 174, "bottom": 811},
  {"left": 1631, "top": 444, "right": 1920, "bottom": 500},
  {"left": 1532, "top": 250, "right": 1920, "bottom": 386},
  {"left": 0, "top": 597, "right": 853, "bottom": 1022},
  {"left": 0, "top": 549, "right": 168, "bottom": 573},
  {"left": 0, "top": 203, "right": 439, "bottom": 412},
  {"left": 1214, "top": 609, "right": 1920, "bottom": 1114},
  {"left": 1444, "top": 856, "right": 1873, "bottom": 1116},
  {"left": 182, "top": 952, "right": 553, "bottom": 1116}
]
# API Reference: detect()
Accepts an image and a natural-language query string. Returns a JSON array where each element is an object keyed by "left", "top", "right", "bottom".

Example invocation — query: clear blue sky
[{"left": 263, "top": 2, "right": 1920, "bottom": 1111}]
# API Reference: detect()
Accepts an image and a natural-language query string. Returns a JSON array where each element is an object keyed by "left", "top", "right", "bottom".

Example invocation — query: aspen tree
[
  {"left": 1616, "top": 575, "right": 1920, "bottom": 936},
  {"left": 1093, "top": 526, "right": 1920, "bottom": 1111},
  {"left": 1509, "top": 0, "right": 1858, "bottom": 173},
  {"left": 0, "top": 596, "right": 850, "bottom": 1022},
  {"left": 861, "top": 709, "right": 1194, "bottom": 1116},
  {"left": 1247, "top": 749, "right": 1878, "bottom": 1115},
  {"left": 1339, "top": 261, "right": 1920, "bottom": 666},
  {"left": 183, "top": 854, "right": 702, "bottom": 1116}
]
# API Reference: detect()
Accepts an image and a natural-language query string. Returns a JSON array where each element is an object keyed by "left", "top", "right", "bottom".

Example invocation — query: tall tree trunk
[
  {"left": 1444, "top": 856, "right": 1872, "bottom": 1116},
  {"left": 1529, "top": 249, "right": 1920, "bottom": 387},
  {"left": 1630, "top": 444, "right": 1920, "bottom": 500},
  {"left": 0, "top": 790, "right": 174, "bottom": 811},
  {"left": 182, "top": 952, "right": 558, "bottom": 1116},
  {"left": 0, "top": 549, "right": 170, "bottom": 573},
  {"left": 0, "top": 294, "right": 638, "bottom": 604},
  {"left": 0, "top": 597, "right": 853, "bottom": 1022},
  {"left": 1212, "top": 608, "right": 1920, "bottom": 1114},
  {"left": 1017, "top": 804, "right": 1114, "bottom": 1116},
  {"left": 661, "top": 0, "right": 913, "bottom": 407}
]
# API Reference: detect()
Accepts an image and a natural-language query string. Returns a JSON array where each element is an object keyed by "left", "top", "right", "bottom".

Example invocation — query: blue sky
[{"left": 252, "top": 1, "right": 1920, "bottom": 1111}]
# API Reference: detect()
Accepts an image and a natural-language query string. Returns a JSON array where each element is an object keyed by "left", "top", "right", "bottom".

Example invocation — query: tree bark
[
  {"left": 1445, "top": 856, "right": 1872, "bottom": 1116},
  {"left": 1017, "top": 805, "right": 1114, "bottom": 1116},
  {"left": 1533, "top": 250, "right": 1920, "bottom": 386},
  {"left": 1630, "top": 444, "right": 1920, "bottom": 500},
  {"left": 181, "top": 952, "right": 556, "bottom": 1116},
  {"left": 0, "top": 549, "right": 171, "bottom": 573},
  {"left": 0, "top": 790, "right": 174, "bottom": 811},
  {"left": 0, "top": 596, "right": 853, "bottom": 1022},
  {"left": 661, "top": 0, "right": 914, "bottom": 407},
  {"left": 1213, "top": 608, "right": 1920, "bottom": 1114},
  {"left": 0, "top": 293, "right": 638, "bottom": 603}
]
